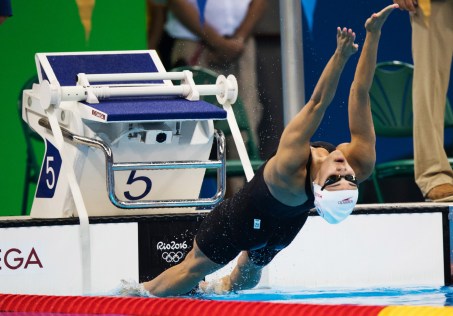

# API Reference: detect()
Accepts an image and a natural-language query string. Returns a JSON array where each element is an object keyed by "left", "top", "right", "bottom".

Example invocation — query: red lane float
[{"left": 0, "top": 293, "right": 385, "bottom": 316}]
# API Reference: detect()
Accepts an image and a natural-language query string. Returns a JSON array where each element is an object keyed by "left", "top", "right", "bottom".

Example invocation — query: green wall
[{"left": 0, "top": 0, "right": 147, "bottom": 216}]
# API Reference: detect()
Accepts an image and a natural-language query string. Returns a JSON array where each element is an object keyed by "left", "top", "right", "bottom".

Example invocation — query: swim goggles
[{"left": 321, "top": 175, "right": 357, "bottom": 191}]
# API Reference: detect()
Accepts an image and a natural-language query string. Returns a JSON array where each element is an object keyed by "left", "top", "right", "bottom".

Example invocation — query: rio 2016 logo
[
  {"left": 0, "top": 247, "right": 43, "bottom": 270},
  {"left": 156, "top": 241, "right": 188, "bottom": 263},
  {"left": 156, "top": 241, "right": 188, "bottom": 251}
]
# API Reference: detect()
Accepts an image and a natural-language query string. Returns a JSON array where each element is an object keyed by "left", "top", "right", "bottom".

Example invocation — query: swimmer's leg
[
  {"left": 199, "top": 250, "right": 263, "bottom": 294},
  {"left": 143, "top": 240, "right": 224, "bottom": 297}
]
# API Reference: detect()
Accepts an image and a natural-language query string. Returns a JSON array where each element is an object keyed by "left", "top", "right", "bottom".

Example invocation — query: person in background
[
  {"left": 147, "top": 1, "right": 267, "bottom": 194},
  {"left": 392, "top": 0, "right": 453, "bottom": 202},
  {"left": 0, "top": 0, "right": 12, "bottom": 25},
  {"left": 120, "top": 4, "right": 396, "bottom": 297},
  {"left": 147, "top": 0, "right": 173, "bottom": 70}
]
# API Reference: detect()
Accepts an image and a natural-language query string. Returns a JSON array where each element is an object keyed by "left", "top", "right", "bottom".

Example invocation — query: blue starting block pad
[
  {"left": 35, "top": 51, "right": 227, "bottom": 122},
  {"left": 81, "top": 97, "right": 227, "bottom": 122},
  {"left": 37, "top": 51, "right": 226, "bottom": 122},
  {"left": 41, "top": 53, "right": 164, "bottom": 85}
]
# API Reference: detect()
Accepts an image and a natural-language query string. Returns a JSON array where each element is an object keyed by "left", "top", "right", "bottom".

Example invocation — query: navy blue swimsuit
[{"left": 195, "top": 141, "right": 336, "bottom": 265}]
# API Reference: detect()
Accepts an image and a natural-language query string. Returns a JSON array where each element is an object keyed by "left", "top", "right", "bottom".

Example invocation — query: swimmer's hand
[
  {"left": 113, "top": 279, "right": 152, "bottom": 297},
  {"left": 393, "top": 0, "right": 416, "bottom": 12},
  {"left": 199, "top": 276, "right": 232, "bottom": 295},
  {"left": 336, "top": 27, "right": 358, "bottom": 58},
  {"left": 365, "top": 4, "right": 398, "bottom": 33}
]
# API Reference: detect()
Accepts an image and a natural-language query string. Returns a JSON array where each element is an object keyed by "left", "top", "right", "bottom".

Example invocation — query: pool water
[
  {"left": 205, "top": 286, "right": 453, "bottom": 306},
  {"left": 108, "top": 281, "right": 453, "bottom": 306}
]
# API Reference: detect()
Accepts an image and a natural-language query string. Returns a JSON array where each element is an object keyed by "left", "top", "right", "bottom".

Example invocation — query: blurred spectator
[
  {"left": 148, "top": 0, "right": 267, "bottom": 194},
  {"left": 393, "top": 0, "right": 453, "bottom": 202},
  {"left": 148, "top": 0, "right": 266, "bottom": 142},
  {"left": 0, "top": 0, "right": 12, "bottom": 25},
  {"left": 147, "top": 0, "right": 173, "bottom": 70}
]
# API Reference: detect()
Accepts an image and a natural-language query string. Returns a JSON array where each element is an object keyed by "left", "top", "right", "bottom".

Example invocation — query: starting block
[{"left": 22, "top": 50, "right": 250, "bottom": 218}]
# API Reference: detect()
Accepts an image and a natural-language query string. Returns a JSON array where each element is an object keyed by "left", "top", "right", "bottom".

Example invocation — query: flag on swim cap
[{"left": 313, "top": 183, "right": 358, "bottom": 224}]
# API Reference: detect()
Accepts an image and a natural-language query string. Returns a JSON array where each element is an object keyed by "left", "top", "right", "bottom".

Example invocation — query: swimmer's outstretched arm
[
  {"left": 339, "top": 4, "right": 398, "bottom": 181},
  {"left": 268, "top": 27, "right": 358, "bottom": 179}
]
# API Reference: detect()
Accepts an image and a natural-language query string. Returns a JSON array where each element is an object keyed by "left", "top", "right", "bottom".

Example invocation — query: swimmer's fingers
[
  {"left": 349, "top": 30, "right": 356, "bottom": 43},
  {"left": 372, "top": 4, "right": 399, "bottom": 24},
  {"left": 393, "top": 0, "right": 416, "bottom": 12},
  {"left": 336, "top": 27, "right": 358, "bottom": 54},
  {"left": 365, "top": 4, "right": 398, "bottom": 32},
  {"left": 345, "top": 29, "right": 359, "bottom": 52},
  {"left": 337, "top": 27, "right": 355, "bottom": 41},
  {"left": 378, "top": 3, "right": 399, "bottom": 19},
  {"left": 337, "top": 27, "right": 350, "bottom": 38},
  {"left": 346, "top": 29, "right": 356, "bottom": 44}
]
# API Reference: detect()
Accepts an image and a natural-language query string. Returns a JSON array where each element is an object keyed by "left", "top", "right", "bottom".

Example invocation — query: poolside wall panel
[{"left": 0, "top": 204, "right": 451, "bottom": 295}]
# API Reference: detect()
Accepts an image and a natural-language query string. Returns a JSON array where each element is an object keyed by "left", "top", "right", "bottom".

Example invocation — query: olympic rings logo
[{"left": 161, "top": 251, "right": 184, "bottom": 263}]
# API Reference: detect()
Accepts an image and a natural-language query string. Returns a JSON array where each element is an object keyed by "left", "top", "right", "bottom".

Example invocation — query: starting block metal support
[{"left": 38, "top": 117, "right": 226, "bottom": 209}]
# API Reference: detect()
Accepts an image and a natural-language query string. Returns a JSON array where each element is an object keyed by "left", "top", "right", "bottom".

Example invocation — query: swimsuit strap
[{"left": 305, "top": 152, "right": 315, "bottom": 201}]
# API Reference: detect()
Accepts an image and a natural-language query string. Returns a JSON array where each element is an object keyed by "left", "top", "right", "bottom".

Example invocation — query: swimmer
[{"left": 135, "top": 4, "right": 398, "bottom": 297}]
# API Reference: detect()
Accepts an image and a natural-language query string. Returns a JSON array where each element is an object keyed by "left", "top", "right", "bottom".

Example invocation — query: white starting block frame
[{"left": 22, "top": 50, "right": 253, "bottom": 218}]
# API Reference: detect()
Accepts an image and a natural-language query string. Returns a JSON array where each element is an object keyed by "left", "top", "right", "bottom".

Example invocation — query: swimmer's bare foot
[
  {"left": 336, "top": 27, "right": 359, "bottom": 58},
  {"left": 115, "top": 279, "right": 152, "bottom": 297},
  {"left": 199, "top": 276, "right": 232, "bottom": 295},
  {"left": 365, "top": 4, "right": 398, "bottom": 33}
]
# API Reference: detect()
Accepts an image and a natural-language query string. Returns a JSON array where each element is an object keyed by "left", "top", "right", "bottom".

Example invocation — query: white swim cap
[{"left": 313, "top": 183, "right": 358, "bottom": 224}]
